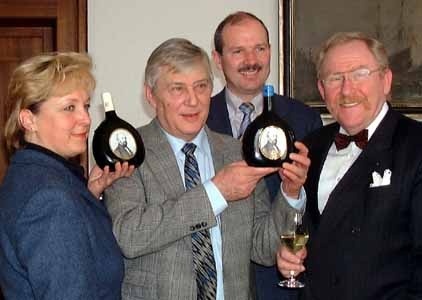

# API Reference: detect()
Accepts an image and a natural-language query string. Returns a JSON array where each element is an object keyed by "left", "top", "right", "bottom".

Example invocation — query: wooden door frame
[
  {"left": 0, "top": 0, "right": 87, "bottom": 51},
  {"left": 0, "top": 0, "right": 88, "bottom": 174}
]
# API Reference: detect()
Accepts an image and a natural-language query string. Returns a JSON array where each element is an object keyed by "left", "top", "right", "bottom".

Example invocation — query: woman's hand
[{"left": 88, "top": 162, "right": 135, "bottom": 199}]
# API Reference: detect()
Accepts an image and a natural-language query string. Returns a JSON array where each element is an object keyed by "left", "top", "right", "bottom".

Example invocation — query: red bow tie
[{"left": 334, "top": 129, "right": 368, "bottom": 150}]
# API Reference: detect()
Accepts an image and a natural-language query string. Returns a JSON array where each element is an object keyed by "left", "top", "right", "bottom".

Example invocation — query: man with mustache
[
  {"left": 104, "top": 37, "right": 311, "bottom": 300},
  {"left": 277, "top": 32, "right": 422, "bottom": 300},
  {"left": 207, "top": 11, "right": 322, "bottom": 300}
]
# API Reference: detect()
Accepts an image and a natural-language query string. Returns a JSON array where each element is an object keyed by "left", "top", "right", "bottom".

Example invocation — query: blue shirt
[{"left": 165, "top": 128, "right": 227, "bottom": 300}]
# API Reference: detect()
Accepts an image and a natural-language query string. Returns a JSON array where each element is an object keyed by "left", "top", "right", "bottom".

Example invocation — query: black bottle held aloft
[
  {"left": 92, "top": 92, "right": 145, "bottom": 171},
  {"left": 242, "top": 84, "right": 296, "bottom": 167}
]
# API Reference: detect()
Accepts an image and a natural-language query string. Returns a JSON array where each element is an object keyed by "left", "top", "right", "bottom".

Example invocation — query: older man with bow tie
[{"left": 277, "top": 31, "right": 422, "bottom": 300}]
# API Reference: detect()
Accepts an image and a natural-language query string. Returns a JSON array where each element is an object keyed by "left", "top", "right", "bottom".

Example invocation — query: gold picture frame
[{"left": 279, "top": 0, "right": 422, "bottom": 120}]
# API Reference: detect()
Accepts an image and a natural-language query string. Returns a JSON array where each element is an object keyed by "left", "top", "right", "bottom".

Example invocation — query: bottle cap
[
  {"left": 263, "top": 85, "right": 274, "bottom": 97},
  {"left": 102, "top": 92, "right": 115, "bottom": 111}
]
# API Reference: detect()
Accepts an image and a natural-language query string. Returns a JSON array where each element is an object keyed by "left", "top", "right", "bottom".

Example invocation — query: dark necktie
[
  {"left": 182, "top": 143, "right": 217, "bottom": 300},
  {"left": 238, "top": 102, "right": 255, "bottom": 139},
  {"left": 334, "top": 129, "right": 368, "bottom": 150}
]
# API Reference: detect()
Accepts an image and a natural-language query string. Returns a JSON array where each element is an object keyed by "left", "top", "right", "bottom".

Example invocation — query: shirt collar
[
  {"left": 225, "top": 88, "right": 263, "bottom": 115},
  {"left": 162, "top": 127, "right": 208, "bottom": 156},
  {"left": 339, "top": 101, "right": 389, "bottom": 140}
]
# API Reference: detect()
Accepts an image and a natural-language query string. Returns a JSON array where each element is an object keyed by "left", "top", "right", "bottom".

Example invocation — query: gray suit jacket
[{"left": 105, "top": 119, "right": 294, "bottom": 300}]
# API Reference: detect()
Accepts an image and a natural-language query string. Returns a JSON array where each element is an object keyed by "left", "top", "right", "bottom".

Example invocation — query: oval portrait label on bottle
[
  {"left": 108, "top": 128, "right": 138, "bottom": 160},
  {"left": 258, "top": 125, "right": 287, "bottom": 160}
]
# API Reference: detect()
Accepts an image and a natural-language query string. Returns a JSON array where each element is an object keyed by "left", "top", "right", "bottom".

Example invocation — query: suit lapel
[
  {"left": 317, "top": 109, "right": 398, "bottom": 235},
  {"left": 271, "top": 95, "right": 288, "bottom": 119},
  {"left": 305, "top": 124, "right": 338, "bottom": 227},
  {"left": 142, "top": 119, "right": 186, "bottom": 197},
  {"left": 206, "top": 127, "right": 231, "bottom": 173},
  {"left": 205, "top": 128, "right": 243, "bottom": 259},
  {"left": 208, "top": 89, "right": 233, "bottom": 136}
]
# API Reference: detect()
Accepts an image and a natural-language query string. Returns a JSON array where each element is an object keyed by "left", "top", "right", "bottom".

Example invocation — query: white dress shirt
[{"left": 318, "top": 102, "right": 389, "bottom": 213}]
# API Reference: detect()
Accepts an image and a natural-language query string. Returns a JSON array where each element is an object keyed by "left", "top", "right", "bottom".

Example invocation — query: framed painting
[{"left": 279, "top": 0, "right": 422, "bottom": 119}]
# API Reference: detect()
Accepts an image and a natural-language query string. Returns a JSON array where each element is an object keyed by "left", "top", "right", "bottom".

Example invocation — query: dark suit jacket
[
  {"left": 208, "top": 89, "right": 322, "bottom": 139},
  {"left": 0, "top": 148, "right": 124, "bottom": 300},
  {"left": 207, "top": 88, "right": 322, "bottom": 199},
  {"left": 302, "top": 108, "right": 422, "bottom": 300},
  {"left": 207, "top": 88, "right": 322, "bottom": 300},
  {"left": 105, "top": 119, "right": 295, "bottom": 300}
]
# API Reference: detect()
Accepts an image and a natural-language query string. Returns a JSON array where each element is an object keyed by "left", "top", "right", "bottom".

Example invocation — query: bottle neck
[
  {"left": 102, "top": 92, "right": 117, "bottom": 118},
  {"left": 263, "top": 94, "right": 273, "bottom": 112},
  {"left": 103, "top": 96, "right": 115, "bottom": 112},
  {"left": 105, "top": 110, "right": 118, "bottom": 118}
]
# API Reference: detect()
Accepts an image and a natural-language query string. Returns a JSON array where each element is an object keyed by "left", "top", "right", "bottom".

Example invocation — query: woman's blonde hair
[{"left": 4, "top": 52, "right": 95, "bottom": 157}]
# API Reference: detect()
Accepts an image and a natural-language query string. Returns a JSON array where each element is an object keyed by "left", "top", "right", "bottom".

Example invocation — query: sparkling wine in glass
[{"left": 278, "top": 212, "right": 308, "bottom": 288}]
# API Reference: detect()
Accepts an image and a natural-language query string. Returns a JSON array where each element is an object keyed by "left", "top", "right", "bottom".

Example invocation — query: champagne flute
[{"left": 278, "top": 211, "right": 308, "bottom": 288}]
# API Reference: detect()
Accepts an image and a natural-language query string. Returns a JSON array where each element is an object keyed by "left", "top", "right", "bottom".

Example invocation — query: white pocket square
[{"left": 370, "top": 169, "right": 391, "bottom": 187}]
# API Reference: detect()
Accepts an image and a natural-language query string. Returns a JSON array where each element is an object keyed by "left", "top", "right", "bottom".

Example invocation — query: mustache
[
  {"left": 339, "top": 95, "right": 366, "bottom": 105},
  {"left": 238, "top": 64, "right": 262, "bottom": 73}
]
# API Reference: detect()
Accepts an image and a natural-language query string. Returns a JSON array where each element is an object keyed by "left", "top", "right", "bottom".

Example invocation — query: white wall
[{"left": 88, "top": 0, "right": 279, "bottom": 166}]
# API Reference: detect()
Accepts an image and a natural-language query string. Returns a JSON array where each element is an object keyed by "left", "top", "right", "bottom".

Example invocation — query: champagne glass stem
[
  {"left": 287, "top": 270, "right": 296, "bottom": 287},
  {"left": 278, "top": 268, "right": 305, "bottom": 288}
]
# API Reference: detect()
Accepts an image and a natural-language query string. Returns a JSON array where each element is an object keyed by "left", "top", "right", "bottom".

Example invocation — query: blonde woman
[{"left": 0, "top": 52, "right": 133, "bottom": 299}]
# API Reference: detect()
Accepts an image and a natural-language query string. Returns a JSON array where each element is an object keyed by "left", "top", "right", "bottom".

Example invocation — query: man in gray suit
[{"left": 105, "top": 38, "right": 310, "bottom": 300}]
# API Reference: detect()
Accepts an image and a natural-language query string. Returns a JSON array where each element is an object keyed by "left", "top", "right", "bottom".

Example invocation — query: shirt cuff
[
  {"left": 281, "top": 186, "right": 306, "bottom": 211},
  {"left": 203, "top": 180, "right": 228, "bottom": 216}
]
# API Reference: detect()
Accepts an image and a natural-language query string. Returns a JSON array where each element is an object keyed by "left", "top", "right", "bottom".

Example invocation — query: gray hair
[
  {"left": 315, "top": 31, "right": 389, "bottom": 79},
  {"left": 144, "top": 38, "right": 213, "bottom": 89}
]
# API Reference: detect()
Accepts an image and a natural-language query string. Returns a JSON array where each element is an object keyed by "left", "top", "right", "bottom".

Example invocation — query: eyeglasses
[{"left": 321, "top": 67, "right": 385, "bottom": 88}]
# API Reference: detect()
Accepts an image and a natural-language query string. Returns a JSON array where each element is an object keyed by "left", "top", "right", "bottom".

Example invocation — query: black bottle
[
  {"left": 242, "top": 85, "right": 295, "bottom": 167},
  {"left": 92, "top": 92, "right": 145, "bottom": 171}
]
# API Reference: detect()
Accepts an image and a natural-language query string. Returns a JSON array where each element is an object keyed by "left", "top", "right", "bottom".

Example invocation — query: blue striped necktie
[
  {"left": 238, "top": 102, "right": 255, "bottom": 139},
  {"left": 182, "top": 143, "right": 217, "bottom": 300}
]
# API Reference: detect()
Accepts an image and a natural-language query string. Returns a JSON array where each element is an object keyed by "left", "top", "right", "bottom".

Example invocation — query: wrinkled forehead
[
  {"left": 159, "top": 63, "right": 211, "bottom": 84},
  {"left": 162, "top": 52, "right": 208, "bottom": 71},
  {"left": 321, "top": 40, "right": 378, "bottom": 73}
]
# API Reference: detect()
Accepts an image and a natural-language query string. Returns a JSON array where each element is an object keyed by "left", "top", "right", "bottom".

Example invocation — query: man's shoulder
[
  {"left": 272, "top": 93, "right": 323, "bottom": 139},
  {"left": 397, "top": 111, "right": 422, "bottom": 129},
  {"left": 394, "top": 112, "right": 422, "bottom": 144},
  {"left": 211, "top": 88, "right": 225, "bottom": 101},
  {"left": 136, "top": 119, "right": 160, "bottom": 138},
  {"left": 273, "top": 93, "right": 319, "bottom": 115},
  {"left": 206, "top": 127, "right": 242, "bottom": 159},
  {"left": 209, "top": 89, "right": 227, "bottom": 114},
  {"left": 207, "top": 127, "right": 240, "bottom": 147},
  {"left": 303, "top": 121, "right": 337, "bottom": 144}
]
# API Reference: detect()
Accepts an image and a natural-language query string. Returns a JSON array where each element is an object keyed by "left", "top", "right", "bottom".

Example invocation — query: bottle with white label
[
  {"left": 242, "top": 85, "right": 295, "bottom": 167},
  {"left": 92, "top": 92, "right": 145, "bottom": 171}
]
